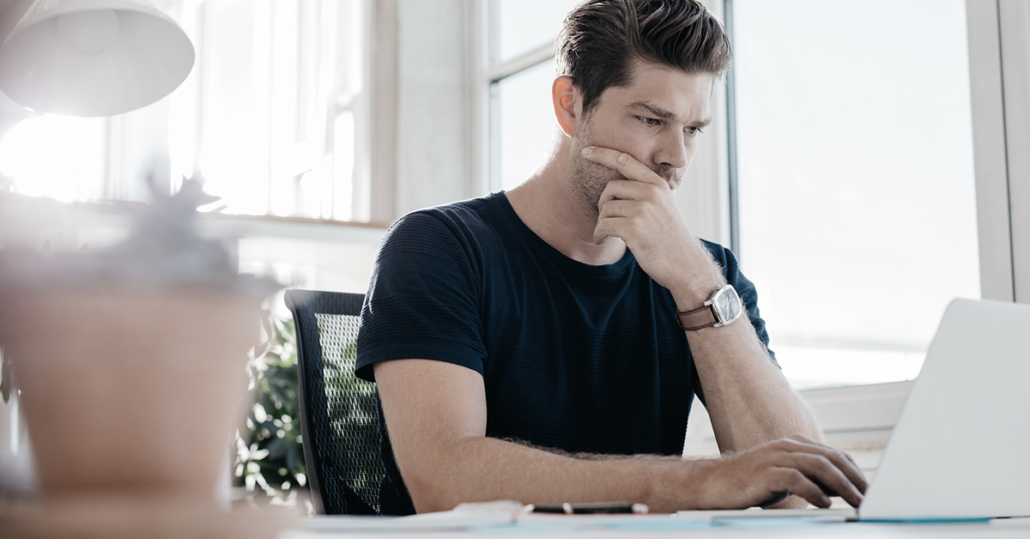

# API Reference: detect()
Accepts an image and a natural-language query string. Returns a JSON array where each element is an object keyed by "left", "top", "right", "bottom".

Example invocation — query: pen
[{"left": 528, "top": 502, "right": 649, "bottom": 514}]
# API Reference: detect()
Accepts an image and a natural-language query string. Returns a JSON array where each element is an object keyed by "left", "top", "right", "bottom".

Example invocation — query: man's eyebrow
[
  {"left": 631, "top": 101, "right": 676, "bottom": 120},
  {"left": 630, "top": 101, "right": 712, "bottom": 126}
]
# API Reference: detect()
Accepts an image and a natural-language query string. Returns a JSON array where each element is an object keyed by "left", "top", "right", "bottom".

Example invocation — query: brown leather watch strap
[{"left": 677, "top": 304, "right": 717, "bottom": 331}]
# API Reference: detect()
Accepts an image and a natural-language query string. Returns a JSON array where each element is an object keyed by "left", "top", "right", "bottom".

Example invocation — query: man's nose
[{"left": 653, "top": 130, "right": 689, "bottom": 170}]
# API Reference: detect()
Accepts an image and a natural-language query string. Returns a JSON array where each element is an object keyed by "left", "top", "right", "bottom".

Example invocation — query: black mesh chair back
[{"left": 284, "top": 290, "right": 382, "bottom": 515}]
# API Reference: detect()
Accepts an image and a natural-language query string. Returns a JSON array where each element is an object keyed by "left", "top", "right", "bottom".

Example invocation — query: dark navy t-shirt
[{"left": 355, "top": 192, "right": 775, "bottom": 515}]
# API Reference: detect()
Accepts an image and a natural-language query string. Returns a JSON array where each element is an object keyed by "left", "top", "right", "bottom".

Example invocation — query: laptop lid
[{"left": 859, "top": 298, "right": 1030, "bottom": 520}]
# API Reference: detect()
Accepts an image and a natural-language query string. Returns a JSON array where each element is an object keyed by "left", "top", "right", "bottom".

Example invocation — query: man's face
[{"left": 570, "top": 60, "right": 715, "bottom": 213}]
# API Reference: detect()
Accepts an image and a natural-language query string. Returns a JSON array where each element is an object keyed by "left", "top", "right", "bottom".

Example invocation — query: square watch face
[{"left": 714, "top": 286, "right": 742, "bottom": 324}]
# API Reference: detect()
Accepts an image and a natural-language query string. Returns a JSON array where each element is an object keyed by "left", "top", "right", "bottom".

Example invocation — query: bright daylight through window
[
  {"left": 0, "top": 115, "right": 106, "bottom": 202},
  {"left": 733, "top": 0, "right": 980, "bottom": 389},
  {"left": 0, "top": 0, "right": 370, "bottom": 223},
  {"left": 490, "top": 0, "right": 581, "bottom": 191}
]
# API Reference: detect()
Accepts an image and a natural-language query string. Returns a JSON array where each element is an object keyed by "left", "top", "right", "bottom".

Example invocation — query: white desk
[
  {"left": 4, "top": 501, "right": 1027, "bottom": 538},
  {"left": 282, "top": 513, "right": 1030, "bottom": 539}
]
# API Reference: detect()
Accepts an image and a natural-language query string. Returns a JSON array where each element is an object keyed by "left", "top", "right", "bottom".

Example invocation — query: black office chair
[{"left": 284, "top": 290, "right": 383, "bottom": 515}]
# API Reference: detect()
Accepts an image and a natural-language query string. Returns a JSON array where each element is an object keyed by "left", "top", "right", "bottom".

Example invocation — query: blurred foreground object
[
  {"left": 0, "top": 496, "right": 299, "bottom": 539},
  {"left": 0, "top": 0, "right": 194, "bottom": 116},
  {"left": 0, "top": 180, "right": 279, "bottom": 504}
]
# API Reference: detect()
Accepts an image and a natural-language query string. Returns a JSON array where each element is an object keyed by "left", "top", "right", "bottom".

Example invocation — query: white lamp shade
[{"left": 0, "top": 0, "right": 195, "bottom": 117}]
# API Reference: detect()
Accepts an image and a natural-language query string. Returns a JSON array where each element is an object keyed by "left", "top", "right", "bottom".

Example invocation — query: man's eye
[
  {"left": 637, "top": 116, "right": 661, "bottom": 127},
  {"left": 685, "top": 126, "right": 704, "bottom": 136}
]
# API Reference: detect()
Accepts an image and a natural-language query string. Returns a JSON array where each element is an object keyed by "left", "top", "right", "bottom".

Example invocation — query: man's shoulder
[
  {"left": 378, "top": 193, "right": 508, "bottom": 261},
  {"left": 392, "top": 193, "right": 502, "bottom": 234}
]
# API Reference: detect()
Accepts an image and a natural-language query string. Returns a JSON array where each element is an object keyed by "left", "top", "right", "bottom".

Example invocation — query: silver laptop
[{"left": 682, "top": 298, "right": 1030, "bottom": 522}]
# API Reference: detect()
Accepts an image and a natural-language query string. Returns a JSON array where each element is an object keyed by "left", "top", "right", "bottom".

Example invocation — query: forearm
[
  {"left": 377, "top": 358, "right": 865, "bottom": 514},
  {"left": 688, "top": 319, "right": 821, "bottom": 452},
  {"left": 665, "top": 242, "right": 821, "bottom": 453},
  {"left": 400, "top": 435, "right": 694, "bottom": 514},
  {"left": 375, "top": 359, "right": 704, "bottom": 513},
  {"left": 684, "top": 318, "right": 823, "bottom": 510}
]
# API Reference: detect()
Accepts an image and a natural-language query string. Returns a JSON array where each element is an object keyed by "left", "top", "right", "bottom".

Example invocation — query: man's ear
[{"left": 552, "top": 76, "right": 580, "bottom": 137}]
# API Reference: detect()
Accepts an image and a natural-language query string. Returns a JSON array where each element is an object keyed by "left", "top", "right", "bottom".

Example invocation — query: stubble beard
[
  {"left": 570, "top": 131, "right": 623, "bottom": 218},
  {"left": 569, "top": 130, "right": 681, "bottom": 218}
]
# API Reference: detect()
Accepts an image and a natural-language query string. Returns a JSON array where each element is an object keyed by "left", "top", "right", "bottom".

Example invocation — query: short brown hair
[{"left": 555, "top": 0, "right": 732, "bottom": 114}]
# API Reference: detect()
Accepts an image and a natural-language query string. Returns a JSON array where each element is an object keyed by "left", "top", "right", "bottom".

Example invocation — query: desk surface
[
  {"left": 4, "top": 500, "right": 1029, "bottom": 538},
  {"left": 282, "top": 514, "right": 1030, "bottom": 539}
]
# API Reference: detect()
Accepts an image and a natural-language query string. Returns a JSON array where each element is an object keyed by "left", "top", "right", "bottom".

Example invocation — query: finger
[
  {"left": 840, "top": 452, "right": 869, "bottom": 494},
  {"left": 593, "top": 216, "right": 630, "bottom": 244},
  {"left": 581, "top": 146, "right": 665, "bottom": 188},
  {"left": 787, "top": 433, "right": 816, "bottom": 444},
  {"left": 597, "top": 199, "right": 643, "bottom": 220},
  {"left": 598, "top": 179, "right": 658, "bottom": 208},
  {"left": 786, "top": 453, "right": 864, "bottom": 508},
  {"left": 829, "top": 451, "right": 868, "bottom": 495},
  {"left": 775, "top": 434, "right": 826, "bottom": 451},
  {"left": 776, "top": 438, "right": 869, "bottom": 496},
  {"left": 770, "top": 468, "right": 831, "bottom": 509}
]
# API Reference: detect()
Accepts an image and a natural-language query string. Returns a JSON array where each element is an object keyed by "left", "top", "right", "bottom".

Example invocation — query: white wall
[{"left": 394, "top": 0, "right": 474, "bottom": 216}]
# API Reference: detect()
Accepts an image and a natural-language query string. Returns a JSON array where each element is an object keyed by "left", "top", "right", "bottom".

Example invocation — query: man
[{"left": 356, "top": 0, "right": 867, "bottom": 515}]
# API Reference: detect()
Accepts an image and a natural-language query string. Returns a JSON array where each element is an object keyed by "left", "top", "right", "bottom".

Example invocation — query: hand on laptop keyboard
[{"left": 690, "top": 434, "right": 868, "bottom": 509}]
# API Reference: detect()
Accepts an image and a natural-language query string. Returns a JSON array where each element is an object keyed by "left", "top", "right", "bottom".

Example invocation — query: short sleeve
[
  {"left": 691, "top": 241, "right": 778, "bottom": 407},
  {"left": 355, "top": 212, "right": 487, "bottom": 382},
  {"left": 714, "top": 243, "right": 777, "bottom": 365}
]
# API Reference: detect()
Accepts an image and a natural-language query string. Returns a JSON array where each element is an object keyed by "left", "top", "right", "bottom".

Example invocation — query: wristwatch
[{"left": 676, "top": 284, "right": 744, "bottom": 331}]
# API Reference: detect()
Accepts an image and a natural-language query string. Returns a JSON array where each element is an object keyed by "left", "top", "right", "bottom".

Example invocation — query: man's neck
[{"left": 505, "top": 142, "right": 627, "bottom": 266}]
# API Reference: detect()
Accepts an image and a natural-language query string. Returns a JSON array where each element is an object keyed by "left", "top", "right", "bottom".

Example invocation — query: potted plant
[
  {"left": 235, "top": 315, "right": 309, "bottom": 509},
  {"left": 0, "top": 180, "right": 279, "bottom": 504}
]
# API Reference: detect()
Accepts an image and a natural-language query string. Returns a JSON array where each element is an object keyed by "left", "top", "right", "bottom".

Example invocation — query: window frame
[{"left": 967, "top": 0, "right": 1029, "bottom": 303}]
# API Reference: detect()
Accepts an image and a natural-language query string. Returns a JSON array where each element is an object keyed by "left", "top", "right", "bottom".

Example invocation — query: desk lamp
[{"left": 0, "top": 0, "right": 194, "bottom": 117}]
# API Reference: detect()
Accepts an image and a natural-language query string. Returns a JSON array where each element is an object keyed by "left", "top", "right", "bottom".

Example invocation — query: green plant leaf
[{"left": 237, "top": 315, "right": 308, "bottom": 500}]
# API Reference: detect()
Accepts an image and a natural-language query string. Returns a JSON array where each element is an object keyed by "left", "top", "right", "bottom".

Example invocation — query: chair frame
[{"left": 285, "top": 289, "right": 379, "bottom": 515}]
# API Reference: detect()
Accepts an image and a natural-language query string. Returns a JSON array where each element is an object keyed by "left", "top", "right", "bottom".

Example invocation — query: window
[
  {"left": 488, "top": 0, "right": 580, "bottom": 191},
  {"left": 0, "top": 0, "right": 373, "bottom": 223},
  {"left": 0, "top": 115, "right": 106, "bottom": 202},
  {"left": 731, "top": 0, "right": 981, "bottom": 388}
]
